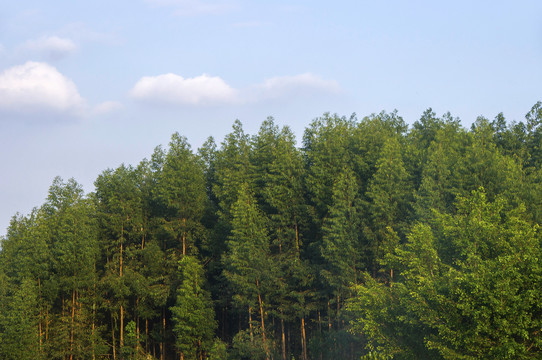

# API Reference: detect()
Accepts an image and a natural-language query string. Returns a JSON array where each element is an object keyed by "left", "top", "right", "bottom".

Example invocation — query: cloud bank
[
  {"left": 130, "top": 72, "right": 340, "bottom": 106},
  {"left": 0, "top": 62, "right": 85, "bottom": 115},
  {"left": 21, "top": 36, "right": 77, "bottom": 60}
]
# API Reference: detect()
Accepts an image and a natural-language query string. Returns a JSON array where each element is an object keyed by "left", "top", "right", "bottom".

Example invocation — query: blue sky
[{"left": 1, "top": 0, "right": 541, "bottom": 235}]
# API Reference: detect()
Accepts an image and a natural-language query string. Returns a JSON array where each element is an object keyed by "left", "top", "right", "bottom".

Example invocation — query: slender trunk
[
  {"left": 161, "top": 307, "right": 166, "bottom": 360},
  {"left": 281, "top": 315, "right": 286, "bottom": 360},
  {"left": 256, "top": 280, "right": 270, "bottom": 360},
  {"left": 318, "top": 310, "right": 323, "bottom": 360},
  {"left": 287, "top": 322, "right": 290, "bottom": 356},
  {"left": 141, "top": 226, "right": 145, "bottom": 250},
  {"left": 318, "top": 310, "right": 322, "bottom": 333},
  {"left": 120, "top": 304, "right": 124, "bottom": 354},
  {"left": 92, "top": 300, "right": 96, "bottom": 360},
  {"left": 136, "top": 298, "right": 140, "bottom": 355},
  {"left": 295, "top": 222, "right": 300, "bottom": 257},
  {"left": 182, "top": 218, "right": 186, "bottom": 256},
  {"left": 222, "top": 307, "right": 226, "bottom": 339},
  {"left": 93, "top": 263, "right": 97, "bottom": 360},
  {"left": 46, "top": 308, "right": 49, "bottom": 341},
  {"left": 146, "top": 319, "right": 149, "bottom": 354},
  {"left": 301, "top": 317, "right": 308, "bottom": 360},
  {"left": 70, "top": 288, "right": 76, "bottom": 360},
  {"left": 119, "top": 223, "right": 124, "bottom": 354},
  {"left": 390, "top": 268, "right": 394, "bottom": 287},
  {"left": 136, "top": 316, "right": 140, "bottom": 354},
  {"left": 112, "top": 315, "right": 117, "bottom": 360},
  {"left": 327, "top": 301, "right": 332, "bottom": 330},
  {"left": 337, "top": 294, "right": 341, "bottom": 330},
  {"left": 248, "top": 306, "right": 254, "bottom": 344},
  {"left": 38, "top": 278, "right": 42, "bottom": 352}
]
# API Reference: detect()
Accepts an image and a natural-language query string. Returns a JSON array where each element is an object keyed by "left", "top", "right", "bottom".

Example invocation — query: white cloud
[
  {"left": 145, "top": 0, "right": 236, "bottom": 16},
  {"left": 251, "top": 73, "right": 341, "bottom": 101},
  {"left": 130, "top": 72, "right": 341, "bottom": 107},
  {"left": 93, "top": 101, "right": 123, "bottom": 115},
  {"left": 0, "top": 62, "right": 85, "bottom": 115},
  {"left": 130, "top": 73, "right": 238, "bottom": 105},
  {"left": 21, "top": 36, "right": 77, "bottom": 60}
]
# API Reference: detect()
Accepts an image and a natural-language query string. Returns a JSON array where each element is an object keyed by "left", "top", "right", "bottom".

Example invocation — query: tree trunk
[
  {"left": 337, "top": 294, "right": 340, "bottom": 330},
  {"left": 257, "top": 281, "right": 270, "bottom": 360},
  {"left": 38, "top": 278, "right": 42, "bottom": 353},
  {"left": 327, "top": 301, "right": 332, "bottom": 330},
  {"left": 295, "top": 222, "right": 300, "bottom": 256},
  {"left": 70, "top": 288, "right": 76, "bottom": 360},
  {"left": 120, "top": 223, "right": 124, "bottom": 353},
  {"left": 46, "top": 308, "right": 49, "bottom": 341},
  {"left": 182, "top": 218, "right": 186, "bottom": 256},
  {"left": 161, "top": 307, "right": 166, "bottom": 360},
  {"left": 112, "top": 315, "right": 117, "bottom": 360},
  {"left": 248, "top": 306, "right": 254, "bottom": 344},
  {"left": 281, "top": 315, "right": 286, "bottom": 360},
  {"left": 93, "top": 263, "right": 97, "bottom": 360},
  {"left": 301, "top": 317, "right": 308, "bottom": 360},
  {"left": 120, "top": 304, "right": 124, "bottom": 353},
  {"left": 146, "top": 319, "right": 149, "bottom": 354}
]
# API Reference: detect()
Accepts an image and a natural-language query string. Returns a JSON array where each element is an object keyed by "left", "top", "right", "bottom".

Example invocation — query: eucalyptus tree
[
  {"left": 0, "top": 211, "right": 51, "bottom": 359},
  {"left": 213, "top": 120, "right": 254, "bottom": 223},
  {"left": 253, "top": 119, "right": 313, "bottom": 360},
  {"left": 364, "top": 136, "right": 413, "bottom": 278},
  {"left": 42, "top": 177, "right": 101, "bottom": 360},
  {"left": 171, "top": 255, "right": 216, "bottom": 360},
  {"left": 95, "top": 165, "right": 147, "bottom": 359},
  {"left": 321, "top": 167, "right": 362, "bottom": 324},
  {"left": 414, "top": 120, "right": 468, "bottom": 222},
  {"left": 223, "top": 183, "right": 275, "bottom": 360},
  {"left": 154, "top": 132, "right": 206, "bottom": 257},
  {"left": 303, "top": 113, "right": 357, "bottom": 220}
]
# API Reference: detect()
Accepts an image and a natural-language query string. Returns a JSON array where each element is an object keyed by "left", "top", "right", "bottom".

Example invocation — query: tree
[
  {"left": 0, "top": 278, "right": 41, "bottom": 360},
  {"left": 154, "top": 133, "right": 206, "bottom": 257},
  {"left": 223, "top": 183, "right": 274, "bottom": 360},
  {"left": 364, "top": 136, "right": 413, "bottom": 277},
  {"left": 349, "top": 188, "right": 542, "bottom": 359},
  {"left": 321, "top": 167, "right": 362, "bottom": 323},
  {"left": 43, "top": 177, "right": 100, "bottom": 360},
  {"left": 95, "top": 165, "right": 146, "bottom": 359},
  {"left": 171, "top": 256, "right": 217, "bottom": 360}
]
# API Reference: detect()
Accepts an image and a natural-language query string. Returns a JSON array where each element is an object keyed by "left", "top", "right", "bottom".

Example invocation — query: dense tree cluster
[{"left": 1, "top": 102, "right": 541, "bottom": 359}]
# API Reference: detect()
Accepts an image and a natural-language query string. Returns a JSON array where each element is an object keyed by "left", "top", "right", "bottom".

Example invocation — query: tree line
[{"left": 1, "top": 102, "right": 541, "bottom": 359}]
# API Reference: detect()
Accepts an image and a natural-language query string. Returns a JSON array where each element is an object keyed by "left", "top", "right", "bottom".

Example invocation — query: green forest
[{"left": 1, "top": 102, "right": 542, "bottom": 360}]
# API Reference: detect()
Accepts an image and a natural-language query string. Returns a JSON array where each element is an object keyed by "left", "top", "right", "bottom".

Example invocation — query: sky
[{"left": 1, "top": 0, "right": 541, "bottom": 236}]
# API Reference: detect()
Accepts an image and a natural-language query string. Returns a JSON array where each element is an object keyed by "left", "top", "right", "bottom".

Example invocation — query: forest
[{"left": 1, "top": 102, "right": 542, "bottom": 360}]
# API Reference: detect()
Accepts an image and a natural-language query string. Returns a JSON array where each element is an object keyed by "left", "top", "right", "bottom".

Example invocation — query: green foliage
[
  {"left": 321, "top": 167, "right": 362, "bottom": 290},
  {"left": 223, "top": 183, "right": 273, "bottom": 308},
  {"left": 231, "top": 326, "right": 271, "bottom": 360},
  {"left": 208, "top": 338, "right": 229, "bottom": 360},
  {"left": 0, "top": 278, "right": 40, "bottom": 360},
  {"left": 171, "top": 255, "right": 217, "bottom": 359},
  {"left": 349, "top": 188, "right": 542, "bottom": 359}
]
